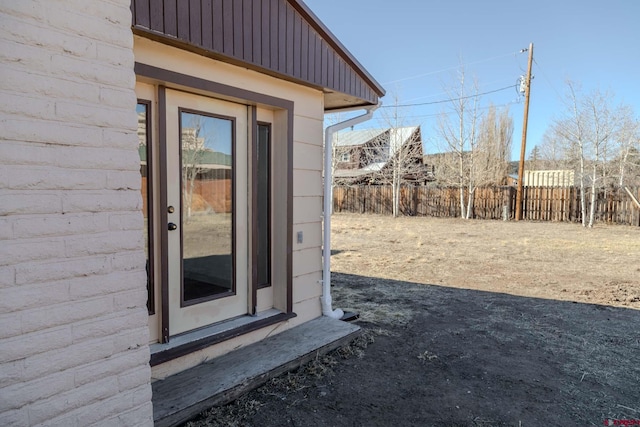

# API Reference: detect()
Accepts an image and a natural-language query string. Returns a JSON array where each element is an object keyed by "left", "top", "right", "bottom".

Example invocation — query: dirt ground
[{"left": 184, "top": 214, "right": 640, "bottom": 427}]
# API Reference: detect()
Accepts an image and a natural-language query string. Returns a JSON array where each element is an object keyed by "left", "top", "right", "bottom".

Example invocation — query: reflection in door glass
[
  {"left": 137, "top": 102, "right": 153, "bottom": 313},
  {"left": 180, "top": 111, "right": 234, "bottom": 302}
]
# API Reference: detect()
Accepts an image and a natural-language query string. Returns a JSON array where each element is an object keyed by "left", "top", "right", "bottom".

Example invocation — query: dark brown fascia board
[{"left": 288, "top": 0, "right": 386, "bottom": 98}]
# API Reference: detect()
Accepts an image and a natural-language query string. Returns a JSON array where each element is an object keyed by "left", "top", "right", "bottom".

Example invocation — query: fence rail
[{"left": 333, "top": 185, "right": 640, "bottom": 226}]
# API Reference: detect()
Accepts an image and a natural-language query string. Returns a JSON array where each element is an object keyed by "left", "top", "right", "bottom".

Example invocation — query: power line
[
  {"left": 383, "top": 51, "right": 518, "bottom": 85},
  {"left": 379, "top": 84, "right": 516, "bottom": 108},
  {"left": 388, "top": 100, "right": 521, "bottom": 120},
  {"left": 403, "top": 78, "right": 516, "bottom": 104},
  {"left": 532, "top": 57, "right": 563, "bottom": 100}
]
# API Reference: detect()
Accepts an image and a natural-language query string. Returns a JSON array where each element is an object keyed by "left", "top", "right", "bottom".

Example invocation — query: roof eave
[{"left": 131, "top": 0, "right": 385, "bottom": 110}]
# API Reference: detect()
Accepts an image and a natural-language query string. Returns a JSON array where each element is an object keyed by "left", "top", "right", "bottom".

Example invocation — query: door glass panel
[
  {"left": 136, "top": 102, "right": 154, "bottom": 313},
  {"left": 257, "top": 124, "right": 271, "bottom": 288},
  {"left": 180, "top": 111, "right": 234, "bottom": 302}
]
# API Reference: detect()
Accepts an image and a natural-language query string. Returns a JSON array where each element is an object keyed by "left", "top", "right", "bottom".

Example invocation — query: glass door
[{"left": 165, "top": 89, "right": 249, "bottom": 336}]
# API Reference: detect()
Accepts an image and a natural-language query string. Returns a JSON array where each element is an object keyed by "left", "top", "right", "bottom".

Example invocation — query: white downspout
[{"left": 322, "top": 103, "right": 381, "bottom": 318}]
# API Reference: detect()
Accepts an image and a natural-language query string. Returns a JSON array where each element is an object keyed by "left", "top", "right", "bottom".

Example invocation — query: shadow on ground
[{"left": 185, "top": 272, "right": 640, "bottom": 427}]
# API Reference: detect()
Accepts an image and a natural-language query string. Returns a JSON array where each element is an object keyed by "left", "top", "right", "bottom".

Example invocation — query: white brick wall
[{"left": 0, "top": 1, "right": 153, "bottom": 426}]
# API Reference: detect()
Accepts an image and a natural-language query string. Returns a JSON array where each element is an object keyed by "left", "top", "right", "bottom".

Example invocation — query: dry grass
[
  {"left": 331, "top": 214, "right": 640, "bottom": 309},
  {"left": 183, "top": 330, "right": 377, "bottom": 427}
]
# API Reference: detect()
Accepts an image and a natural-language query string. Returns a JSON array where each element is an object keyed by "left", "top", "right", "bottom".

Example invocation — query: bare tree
[
  {"left": 584, "top": 89, "right": 624, "bottom": 226},
  {"left": 616, "top": 111, "right": 640, "bottom": 187},
  {"left": 181, "top": 115, "right": 208, "bottom": 221},
  {"left": 434, "top": 66, "right": 483, "bottom": 219},
  {"left": 528, "top": 145, "right": 542, "bottom": 170},
  {"left": 374, "top": 96, "right": 425, "bottom": 217},
  {"left": 539, "top": 126, "right": 568, "bottom": 169},
  {"left": 546, "top": 80, "right": 633, "bottom": 227},
  {"left": 548, "top": 81, "right": 590, "bottom": 225},
  {"left": 476, "top": 104, "right": 514, "bottom": 186}
]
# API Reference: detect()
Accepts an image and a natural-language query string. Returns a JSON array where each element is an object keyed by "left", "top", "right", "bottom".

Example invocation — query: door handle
[{"left": 168, "top": 222, "right": 177, "bottom": 231}]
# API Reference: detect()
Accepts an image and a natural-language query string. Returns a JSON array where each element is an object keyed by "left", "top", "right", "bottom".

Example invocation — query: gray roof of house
[
  {"left": 332, "top": 126, "right": 419, "bottom": 150},
  {"left": 332, "top": 128, "right": 387, "bottom": 147}
]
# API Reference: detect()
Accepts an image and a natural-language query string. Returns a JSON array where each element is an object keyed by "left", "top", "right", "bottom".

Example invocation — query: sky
[{"left": 304, "top": 0, "right": 640, "bottom": 160}]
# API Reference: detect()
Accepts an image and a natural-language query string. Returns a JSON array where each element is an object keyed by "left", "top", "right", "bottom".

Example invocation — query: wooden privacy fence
[{"left": 333, "top": 185, "right": 640, "bottom": 226}]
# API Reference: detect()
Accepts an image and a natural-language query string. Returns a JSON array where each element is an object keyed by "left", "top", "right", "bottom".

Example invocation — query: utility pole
[{"left": 515, "top": 42, "right": 533, "bottom": 221}]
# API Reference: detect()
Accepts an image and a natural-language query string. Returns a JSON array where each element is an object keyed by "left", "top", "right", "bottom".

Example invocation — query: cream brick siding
[{"left": 0, "top": 1, "right": 153, "bottom": 426}]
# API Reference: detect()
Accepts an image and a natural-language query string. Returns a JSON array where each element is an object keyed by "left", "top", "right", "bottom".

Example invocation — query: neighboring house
[
  {"left": 1, "top": 1, "right": 384, "bottom": 426},
  {"left": 333, "top": 128, "right": 387, "bottom": 170},
  {"left": 506, "top": 174, "right": 519, "bottom": 186},
  {"left": 333, "top": 126, "right": 428, "bottom": 184}
]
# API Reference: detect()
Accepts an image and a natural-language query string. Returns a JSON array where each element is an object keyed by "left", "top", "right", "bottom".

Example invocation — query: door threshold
[{"left": 150, "top": 309, "right": 296, "bottom": 366}]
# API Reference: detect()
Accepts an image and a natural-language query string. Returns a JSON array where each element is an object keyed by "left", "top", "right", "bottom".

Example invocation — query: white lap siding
[{"left": 0, "top": 1, "right": 153, "bottom": 426}]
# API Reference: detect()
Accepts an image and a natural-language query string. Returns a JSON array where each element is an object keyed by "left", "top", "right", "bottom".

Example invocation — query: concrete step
[{"left": 152, "top": 316, "right": 361, "bottom": 427}]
